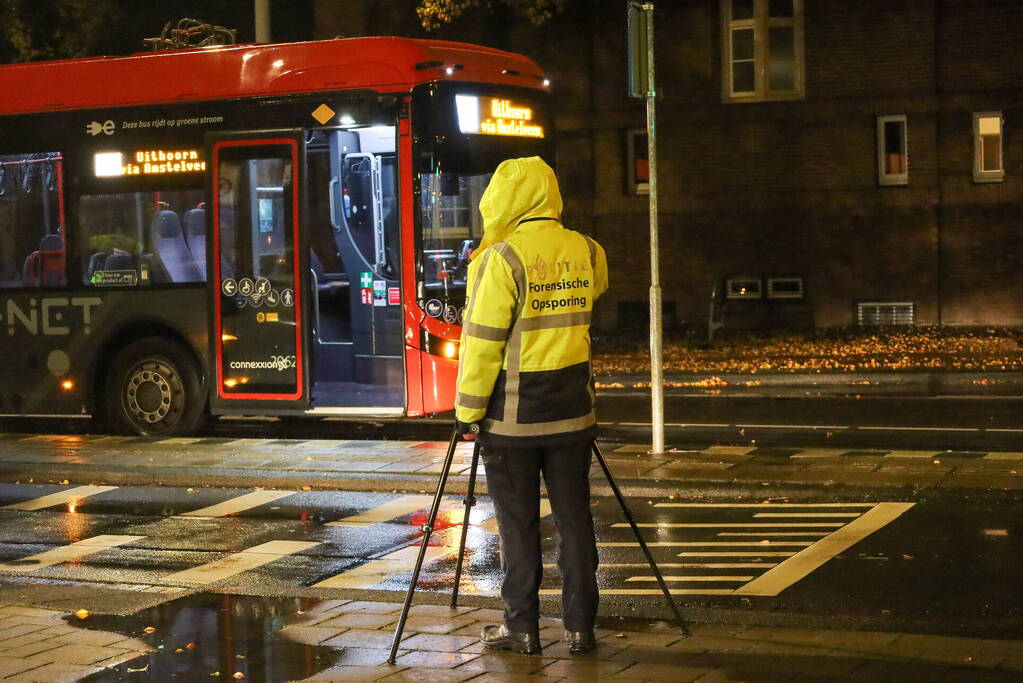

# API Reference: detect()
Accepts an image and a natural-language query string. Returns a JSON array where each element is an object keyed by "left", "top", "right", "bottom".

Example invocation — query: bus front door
[
  {"left": 207, "top": 133, "right": 311, "bottom": 415},
  {"left": 299, "top": 126, "right": 404, "bottom": 414}
]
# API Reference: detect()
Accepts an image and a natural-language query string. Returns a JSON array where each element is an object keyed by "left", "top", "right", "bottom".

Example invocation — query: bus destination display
[{"left": 455, "top": 95, "right": 544, "bottom": 138}]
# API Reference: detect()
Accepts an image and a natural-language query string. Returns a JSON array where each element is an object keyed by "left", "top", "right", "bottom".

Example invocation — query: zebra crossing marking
[
  {"left": 161, "top": 540, "right": 320, "bottom": 585},
  {"left": 1, "top": 485, "right": 117, "bottom": 511},
  {"left": 179, "top": 490, "right": 296, "bottom": 517},
  {"left": 733, "top": 502, "right": 915, "bottom": 596},
  {"left": 0, "top": 535, "right": 143, "bottom": 572},
  {"left": 326, "top": 495, "right": 435, "bottom": 527},
  {"left": 311, "top": 544, "right": 455, "bottom": 589}
]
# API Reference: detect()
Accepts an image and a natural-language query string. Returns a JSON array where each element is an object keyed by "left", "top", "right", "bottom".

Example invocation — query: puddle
[{"left": 73, "top": 594, "right": 343, "bottom": 682}]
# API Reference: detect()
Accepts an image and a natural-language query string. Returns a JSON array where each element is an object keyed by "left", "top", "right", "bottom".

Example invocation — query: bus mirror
[{"left": 440, "top": 173, "right": 460, "bottom": 196}]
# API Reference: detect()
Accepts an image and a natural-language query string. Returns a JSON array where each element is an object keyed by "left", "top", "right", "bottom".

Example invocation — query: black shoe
[
  {"left": 480, "top": 624, "right": 541, "bottom": 654},
  {"left": 564, "top": 629, "right": 597, "bottom": 654}
]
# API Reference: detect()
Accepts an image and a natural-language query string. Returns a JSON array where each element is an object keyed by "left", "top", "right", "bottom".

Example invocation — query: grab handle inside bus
[{"left": 328, "top": 176, "right": 341, "bottom": 231}]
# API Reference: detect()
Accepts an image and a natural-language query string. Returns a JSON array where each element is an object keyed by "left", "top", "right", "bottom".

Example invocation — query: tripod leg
[
  {"left": 592, "top": 441, "right": 690, "bottom": 636},
  {"left": 387, "top": 428, "right": 461, "bottom": 664},
  {"left": 450, "top": 441, "right": 481, "bottom": 608}
]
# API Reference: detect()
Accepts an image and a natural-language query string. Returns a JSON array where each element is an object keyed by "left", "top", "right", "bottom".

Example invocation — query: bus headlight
[{"left": 422, "top": 330, "right": 459, "bottom": 360}]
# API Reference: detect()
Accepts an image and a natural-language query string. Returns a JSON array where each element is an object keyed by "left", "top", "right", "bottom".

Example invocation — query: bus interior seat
[
  {"left": 86, "top": 251, "right": 109, "bottom": 283},
  {"left": 22, "top": 234, "right": 66, "bottom": 287},
  {"left": 183, "top": 208, "right": 207, "bottom": 279},
  {"left": 103, "top": 249, "right": 135, "bottom": 273},
  {"left": 150, "top": 210, "right": 202, "bottom": 283},
  {"left": 38, "top": 234, "right": 66, "bottom": 287}
]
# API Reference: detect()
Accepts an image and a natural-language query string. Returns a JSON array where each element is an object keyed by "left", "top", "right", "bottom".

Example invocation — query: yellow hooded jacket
[{"left": 455, "top": 157, "right": 608, "bottom": 445}]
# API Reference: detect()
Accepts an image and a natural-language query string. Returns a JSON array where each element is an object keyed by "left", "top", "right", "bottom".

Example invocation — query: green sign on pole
[{"left": 627, "top": 2, "right": 652, "bottom": 98}]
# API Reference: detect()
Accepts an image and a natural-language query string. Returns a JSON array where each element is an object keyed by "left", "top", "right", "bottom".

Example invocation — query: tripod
[{"left": 387, "top": 428, "right": 688, "bottom": 664}]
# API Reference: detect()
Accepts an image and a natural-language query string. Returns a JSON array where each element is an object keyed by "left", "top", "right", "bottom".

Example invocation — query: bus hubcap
[{"left": 125, "top": 362, "right": 175, "bottom": 424}]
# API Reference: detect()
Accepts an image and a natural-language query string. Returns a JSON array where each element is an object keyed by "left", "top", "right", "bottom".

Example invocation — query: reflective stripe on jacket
[{"left": 454, "top": 157, "right": 608, "bottom": 445}]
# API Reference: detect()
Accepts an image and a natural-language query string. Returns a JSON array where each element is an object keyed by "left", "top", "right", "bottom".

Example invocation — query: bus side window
[
  {"left": 0, "top": 151, "right": 65, "bottom": 290},
  {"left": 77, "top": 189, "right": 205, "bottom": 286}
]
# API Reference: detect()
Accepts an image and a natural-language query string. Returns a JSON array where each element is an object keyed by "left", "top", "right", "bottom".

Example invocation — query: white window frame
[
  {"left": 626, "top": 128, "right": 649, "bottom": 195},
  {"left": 973, "top": 111, "right": 1004, "bottom": 183},
  {"left": 877, "top": 114, "right": 909, "bottom": 186},
  {"left": 721, "top": 0, "right": 805, "bottom": 103},
  {"left": 766, "top": 276, "right": 804, "bottom": 299},
  {"left": 725, "top": 277, "right": 762, "bottom": 299}
]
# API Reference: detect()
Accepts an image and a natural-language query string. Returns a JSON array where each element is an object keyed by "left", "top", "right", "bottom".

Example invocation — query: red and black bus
[{"left": 0, "top": 37, "right": 552, "bottom": 434}]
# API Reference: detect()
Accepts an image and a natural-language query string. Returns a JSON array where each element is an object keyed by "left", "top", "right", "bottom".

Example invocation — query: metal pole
[
  {"left": 254, "top": 0, "right": 271, "bottom": 43},
  {"left": 450, "top": 442, "right": 481, "bottom": 608},
  {"left": 643, "top": 3, "right": 665, "bottom": 454},
  {"left": 592, "top": 441, "right": 688, "bottom": 635},
  {"left": 387, "top": 428, "right": 460, "bottom": 664}
]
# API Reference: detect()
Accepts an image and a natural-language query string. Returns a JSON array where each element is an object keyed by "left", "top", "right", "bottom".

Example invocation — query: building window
[
  {"left": 722, "top": 0, "right": 804, "bottom": 102},
  {"left": 974, "top": 112, "right": 1004, "bottom": 183},
  {"left": 626, "top": 129, "right": 649, "bottom": 195},
  {"left": 877, "top": 115, "right": 908, "bottom": 186},
  {"left": 725, "top": 277, "right": 762, "bottom": 299},
  {"left": 0, "top": 152, "right": 66, "bottom": 289}
]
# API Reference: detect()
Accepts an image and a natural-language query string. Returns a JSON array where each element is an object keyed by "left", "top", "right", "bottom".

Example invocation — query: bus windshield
[{"left": 413, "top": 83, "right": 553, "bottom": 324}]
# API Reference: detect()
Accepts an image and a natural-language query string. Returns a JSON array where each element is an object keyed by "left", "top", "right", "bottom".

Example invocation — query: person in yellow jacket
[{"left": 455, "top": 157, "right": 608, "bottom": 655}]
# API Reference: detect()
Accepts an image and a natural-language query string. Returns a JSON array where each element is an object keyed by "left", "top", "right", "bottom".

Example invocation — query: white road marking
[
  {"left": 626, "top": 575, "right": 754, "bottom": 582},
  {"left": 312, "top": 544, "right": 455, "bottom": 589},
  {"left": 666, "top": 424, "right": 730, "bottom": 428},
  {"left": 598, "top": 541, "right": 813, "bottom": 547},
  {"left": 609, "top": 527, "right": 842, "bottom": 531},
  {"left": 752, "top": 513, "right": 861, "bottom": 518},
  {"left": 0, "top": 535, "right": 143, "bottom": 572},
  {"left": 983, "top": 452, "right": 1023, "bottom": 460},
  {"left": 859, "top": 426, "right": 977, "bottom": 432},
  {"left": 179, "top": 490, "right": 295, "bottom": 518},
  {"left": 221, "top": 439, "right": 269, "bottom": 447},
  {"left": 544, "top": 588, "right": 736, "bottom": 596},
  {"left": 2, "top": 485, "right": 118, "bottom": 511},
  {"left": 717, "top": 532, "right": 831, "bottom": 537},
  {"left": 19, "top": 435, "right": 69, "bottom": 442},
  {"left": 161, "top": 540, "right": 319, "bottom": 585},
  {"left": 736, "top": 424, "right": 845, "bottom": 430},
  {"left": 543, "top": 563, "right": 777, "bottom": 569},
  {"left": 655, "top": 503, "right": 874, "bottom": 508},
  {"left": 326, "top": 495, "right": 434, "bottom": 527},
  {"left": 703, "top": 446, "right": 756, "bottom": 455},
  {"left": 734, "top": 502, "right": 915, "bottom": 596},
  {"left": 156, "top": 438, "right": 203, "bottom": 445},
  {"left": 883, "top": 451, "right": 941, "bottom": 458},
  {"left": 678, "top": 552, "right": 797, "bottom": 557}
]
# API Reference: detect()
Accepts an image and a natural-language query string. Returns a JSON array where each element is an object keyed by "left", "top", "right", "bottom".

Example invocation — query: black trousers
[{"left": 481, "top": 439, "right": 599, "bottom": 633}]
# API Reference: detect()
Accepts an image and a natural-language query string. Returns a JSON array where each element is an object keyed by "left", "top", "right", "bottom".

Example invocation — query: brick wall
[{"left": 313, "top": 0, "right": 1023, "bottom": 330}]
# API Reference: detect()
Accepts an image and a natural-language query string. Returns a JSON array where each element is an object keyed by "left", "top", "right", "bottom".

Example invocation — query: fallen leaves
[
  {"left": 74, "top": 609, "right": 89, "bottom": 619},
  {"left": 593, "top": 327, "right": 1023, "bottom": 375}
]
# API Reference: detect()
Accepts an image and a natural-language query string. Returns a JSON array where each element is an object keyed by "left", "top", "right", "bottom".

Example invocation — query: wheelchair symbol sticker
[{"left": 238, "top": 278, "right": 254, "bottom": 296}]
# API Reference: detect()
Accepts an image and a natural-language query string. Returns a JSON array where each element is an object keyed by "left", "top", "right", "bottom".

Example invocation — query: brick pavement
[
  {"left": 0, "top": 605, "right": 148, "bottom": 682},
  {"left": 271, "top": 599, "right": 1023, "bottom": 681},
  {"left": 0, "top": 596, "right": 1017, "bottom": 681}
]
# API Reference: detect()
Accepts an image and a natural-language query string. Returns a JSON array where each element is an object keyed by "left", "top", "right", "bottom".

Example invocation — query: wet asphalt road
[
  {"left": 0, "top": 478, "right": 1020, "bottom": 639},
  {"left": 5, "top": 392, "right": 1023, "bottom": 452}
]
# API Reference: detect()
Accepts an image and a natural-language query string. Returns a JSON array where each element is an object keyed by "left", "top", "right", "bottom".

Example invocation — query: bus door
[
  {"left": 206, "top": 132, "right": 311, "bottom": 414},
  {"left": 298, "top": 126, "right": 403, "bottom": 413}
]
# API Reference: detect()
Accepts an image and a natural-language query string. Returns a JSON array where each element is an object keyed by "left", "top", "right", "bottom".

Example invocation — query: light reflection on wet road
[{"left": 0, "top": 481, "right": 1019, "bottom": 638}]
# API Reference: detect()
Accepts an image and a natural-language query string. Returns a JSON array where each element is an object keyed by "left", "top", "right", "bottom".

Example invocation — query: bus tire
[{"left": 105, "top": 338, "right": 206, "bottom": 436}]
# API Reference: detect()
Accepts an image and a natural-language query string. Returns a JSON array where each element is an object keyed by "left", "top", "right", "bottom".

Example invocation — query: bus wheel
[{"left": 106, "top": 339, "right": 205, "bottom": 436}]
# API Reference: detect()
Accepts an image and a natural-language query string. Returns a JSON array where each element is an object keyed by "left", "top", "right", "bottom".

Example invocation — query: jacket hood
[{"left": 476, "top": 157, "right": 562, "bottom": 253}]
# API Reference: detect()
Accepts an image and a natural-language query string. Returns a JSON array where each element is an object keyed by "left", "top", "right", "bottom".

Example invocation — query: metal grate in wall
[{"left": 857, "top": 302, "right": 914, "bottom": 326}]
